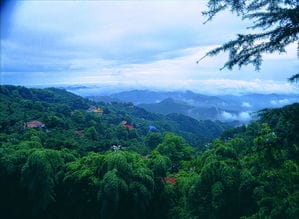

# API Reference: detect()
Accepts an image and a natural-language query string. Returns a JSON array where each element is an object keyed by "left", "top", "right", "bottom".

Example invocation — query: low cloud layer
[
  {"left": 221, "top": 111, "right": 251, "bottom": 122},
  {"left": 242, "top": 102, "right": 252, "bottom": 108},
  {"left": 270, "top": 99, "right": 291, "bottom": 105}
]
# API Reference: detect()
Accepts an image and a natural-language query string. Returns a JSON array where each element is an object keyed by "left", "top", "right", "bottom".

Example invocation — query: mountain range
[{"left": 86, "top": 90, "right": 299, "bottom": 122}]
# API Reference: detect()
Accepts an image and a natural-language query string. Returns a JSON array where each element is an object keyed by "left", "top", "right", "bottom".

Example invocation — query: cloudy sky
[{"left": 1, "top": 0, "right": 298, "bottom": 94}]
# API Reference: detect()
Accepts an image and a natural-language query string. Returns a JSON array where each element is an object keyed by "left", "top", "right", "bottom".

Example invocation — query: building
[{"left": 24, "top": 120, "right": 45, "bottom": 129}]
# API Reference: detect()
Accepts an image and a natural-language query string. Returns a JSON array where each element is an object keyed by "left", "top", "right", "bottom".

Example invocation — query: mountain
[
  {"left": 139, "top": 98, "right": 193, "bottom": 115},
  {"left": 88, "top": 90, "right": 299, "bottom": 122}
]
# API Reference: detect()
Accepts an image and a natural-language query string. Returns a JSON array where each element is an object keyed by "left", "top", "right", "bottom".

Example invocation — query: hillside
[
  {"left": 0, "top": 85, "right": 234, "bottom": 151},
  {"left": 1, "top": 85, "right": 298, "bottom": 219}
]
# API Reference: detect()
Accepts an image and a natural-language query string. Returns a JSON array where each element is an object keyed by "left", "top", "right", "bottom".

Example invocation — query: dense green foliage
[
  {"left": 0, "top": 85, "right": 235, "bottom": 152},
  {"left": 1, "top": 85, "right": 298, "bottom": 218}
]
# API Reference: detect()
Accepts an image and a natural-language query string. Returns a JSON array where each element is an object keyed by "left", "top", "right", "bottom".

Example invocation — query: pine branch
[
  {"left": 288, "top": 73, "right": 299, "bottom": 82},
  {"left": 199, "top": 0, "right": 299, "bottom": 77}
]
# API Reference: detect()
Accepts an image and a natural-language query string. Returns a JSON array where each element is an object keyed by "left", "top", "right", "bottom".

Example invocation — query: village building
[
  {"left": 75, "top": 130, "right": 84, "bottom": 137},
  {"left": 87, "top": 106, "right": 104, "bottom": 114},
  {"left": 162, "top": 177, "right": 176, "bottom": 185},
  {"left": 124, "top": 124, "right": 134, "bottom": 130},
  {"left": 24, "top": 120, "right": 45, "bottom": 129}
]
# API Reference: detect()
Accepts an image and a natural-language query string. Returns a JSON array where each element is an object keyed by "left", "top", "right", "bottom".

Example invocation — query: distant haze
[{"left": 86, "top": 89, "right": 299, "bottom": 123}]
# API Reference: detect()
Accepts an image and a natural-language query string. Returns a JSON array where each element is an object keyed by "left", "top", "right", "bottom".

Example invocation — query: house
[
  {"left": 75, "top": 130, "right": 84, "bottom": 137},
  {"left": 111, "top": 145, "right": 122, "bottom": 151},
  {"left": 24, "top": 120, "right": 45, "bottom": 129},
  {"left": 162, "top": 177, "right": 176, "bottom": 185},
  {"left": 148, "top": 125, "right": 158, "bottom": 132},
  {"left": 122, "top": 121, "right": 134, "bottom": 130},
  {"left": 87, "top": 105, "right": 97, "bottom": 112},
  {"left": 124, "top": 124, "right": 134, "bottom": 130},
  {"left": 93, "top": 108, "right": 103, "bottom": 114},
  {"left": 87, "top": 106, "right": 103, "bottom": 114}
]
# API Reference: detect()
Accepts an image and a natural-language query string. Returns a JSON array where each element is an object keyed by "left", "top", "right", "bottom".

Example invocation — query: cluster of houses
[
  {"left": 86, "top": 106, "right": 103, "bottom": 114},
  {"left": 24, "top": 105, "right": 159, "bottom": 140}
]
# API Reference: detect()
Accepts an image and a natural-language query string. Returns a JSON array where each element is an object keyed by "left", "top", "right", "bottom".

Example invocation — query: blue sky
[{"left": 1, "top": 0, "right": 298, "bottom": 94}]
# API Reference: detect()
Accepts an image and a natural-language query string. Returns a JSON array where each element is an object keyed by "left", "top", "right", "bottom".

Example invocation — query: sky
[{"left": 1, "top": 0, "right": 298, "bottom": 95}]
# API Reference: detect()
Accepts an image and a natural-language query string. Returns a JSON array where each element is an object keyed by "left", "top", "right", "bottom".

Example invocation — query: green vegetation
[{"left": 1, "top": 85, "right": 298, "bottom": 218}]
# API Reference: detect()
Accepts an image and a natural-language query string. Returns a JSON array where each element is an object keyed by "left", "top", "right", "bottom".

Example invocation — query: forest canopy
[{"left": 1, "top": 85, "right": 299, "bottom": 218}]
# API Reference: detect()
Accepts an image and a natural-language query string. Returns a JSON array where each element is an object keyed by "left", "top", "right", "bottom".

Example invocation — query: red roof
[
  {"left": 162, "top": 177, "right": 176, "bottom": 185},
  {"left": 124, "top": 124, "right": 134, "bottom": 130}
]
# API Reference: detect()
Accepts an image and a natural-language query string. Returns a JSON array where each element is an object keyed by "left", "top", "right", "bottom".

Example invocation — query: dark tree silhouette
[{"left": 199, "top": 0, "right": 299, "bottom": 82}]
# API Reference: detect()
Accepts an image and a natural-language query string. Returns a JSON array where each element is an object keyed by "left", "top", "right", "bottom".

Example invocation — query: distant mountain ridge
[{"left": 88, "top": 90, "right": 299, "bottom": 122}]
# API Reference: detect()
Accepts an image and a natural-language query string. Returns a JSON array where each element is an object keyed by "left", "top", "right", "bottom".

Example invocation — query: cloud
[
  {"left": 4, "top": 1, "right": 209, "bottom": 62},
  {"left": 221, "top": 111, "right": 236, "bottom": 120},
  {"left": 2, "top": 44, "right": 299, "bottom": 94},
  {"left": 188, "top": 79, "right": 299, "bottom": 95},
  {"left": 270, "top": 98, "right": 291, "bottom": 105},
  {"left": 278, "top": 99, "right": 290, "bottom": 104},
  {"left": 242, "top": 102, "right": 252, "bottom": 108},
  {"left": 239, "top": 112, "right": 251, "bottom": 121},
  {"left": 1, "top": 1, "right": 298, "bottom": 95},
  {"left": 221, "top": 111, "right": 251, "bottom": 122}
]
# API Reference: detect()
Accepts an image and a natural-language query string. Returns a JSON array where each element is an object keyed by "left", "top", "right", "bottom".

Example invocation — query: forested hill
[
  {"left": 1, "top": 85, "right": 299, "bottom": 219},
  {"left": 0, "top": 85, "right": 235, "bottom": 149}
]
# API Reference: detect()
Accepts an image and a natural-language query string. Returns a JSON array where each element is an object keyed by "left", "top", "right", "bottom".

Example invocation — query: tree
[
  {"left": 145, "top": 132, "right": 163, "bottom": 150},
  {"left": 99, "top": 151, "right": 155, "bottom": 219},
  {"left": 147, "top": 151, "right": 171, "bottom": 178},
  {"left": 21, "top": 149, "right": 64, "bottom": 216},
  {"left": 85, "top": 126, "right": 99, "bottom": 141},
  {"left": 200, "top": 0, "right": 299, "bottom": 81},
  {"left": 156, "top": 133, "right": 194, "bottom": 172},
  {"left": 71, "top": 110, "right": 85, "bottom": 125},
  {"left": 60, "top": 152, "right": 103, "bottom": 218},
  {"left": 187, "top": 159, "right": 241, "bottom": 219}
]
